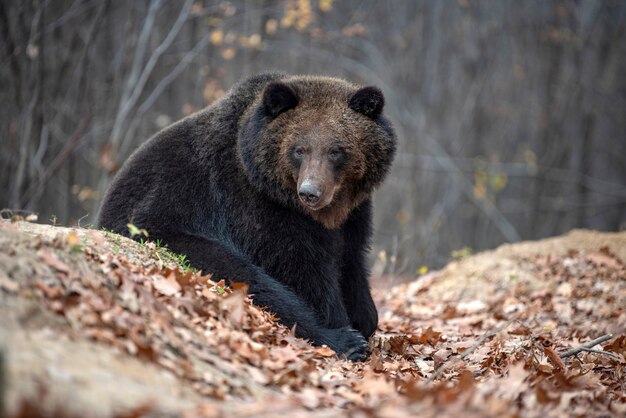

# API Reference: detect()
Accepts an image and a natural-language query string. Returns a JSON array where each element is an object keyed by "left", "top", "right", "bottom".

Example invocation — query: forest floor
[{"left": 1, "top": 220, "right": 625, "bottom": 418}]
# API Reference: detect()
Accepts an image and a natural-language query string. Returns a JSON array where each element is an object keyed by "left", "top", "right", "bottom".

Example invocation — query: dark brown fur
[
  {"left": 239, "top": 76, "right": 392, "bottom": 229},
  {"left": 99, "top": 73, "right": 396, "bottom": 360}
]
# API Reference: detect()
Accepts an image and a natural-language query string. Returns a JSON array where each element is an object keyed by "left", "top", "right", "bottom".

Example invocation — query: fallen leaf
[
  {"left": 37, "top": 249, "right": 70, "bottom": 274},
  {"left": 153, "top": 277, "right": 181, "bottom": 296}
]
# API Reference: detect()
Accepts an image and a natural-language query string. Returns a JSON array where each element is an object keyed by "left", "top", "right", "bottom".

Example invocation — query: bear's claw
[{"left": 318, "top": 326, "right": 369, "bottom": 361}]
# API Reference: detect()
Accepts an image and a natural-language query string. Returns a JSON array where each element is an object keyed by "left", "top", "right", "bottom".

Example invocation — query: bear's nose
[{"left": 298, "top": 183, "right": 321, "bottom": 206}]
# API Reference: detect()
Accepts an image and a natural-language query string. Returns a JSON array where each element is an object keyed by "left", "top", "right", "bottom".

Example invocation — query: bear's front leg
[
  {"left": 276, "top": 255, "right": 369, "bottom": 361},
  {"left": 340, "top": 199, "right": 379, "bottom": 339},
  {"left": 341, "top": 261, "right": 378, "bottom": 339},
  {"left": 261, "top": 230, "right": 353, "bottom": 330},
  {"left": 158, "top": 232, "right": 368, "bottom": 360}
]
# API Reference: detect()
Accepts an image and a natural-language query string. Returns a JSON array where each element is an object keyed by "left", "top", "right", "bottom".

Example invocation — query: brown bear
[{"left": 97, "top": 73, "right": 397, "bottom": 360}]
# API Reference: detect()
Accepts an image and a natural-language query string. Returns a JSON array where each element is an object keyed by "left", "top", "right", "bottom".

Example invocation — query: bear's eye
[
  {"left": 328, "top": 147, "right": 344, "bottom": 161},
  {"left": 293, "top": 146, "right": 305, "bottom": 159}
]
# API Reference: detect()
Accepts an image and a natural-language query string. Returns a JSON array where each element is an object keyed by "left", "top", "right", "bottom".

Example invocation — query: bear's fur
[{"left": 97, "top": 73, "right": 396, "bottom": 360}]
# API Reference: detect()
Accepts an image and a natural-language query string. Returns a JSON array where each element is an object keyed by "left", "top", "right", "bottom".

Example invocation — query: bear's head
[{"left": 238, "top": 75, "right": 396, "bottom": 229}]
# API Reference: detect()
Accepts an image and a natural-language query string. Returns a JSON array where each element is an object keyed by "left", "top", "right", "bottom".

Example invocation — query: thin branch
[
  {"left": 41, "top": 0, "right": 96, "bottom": 35},
  {"left": 577, "top": 348, "right": 621, "bottom": 360},
  {"left": 137, "top": 32, "right": 211, "bottom": 113},
  {"left": 426, "top": 320, "right": 513, "bottom": 383},
  {"left": 10, "top": 4, "right": 45, "bottom": 208},
  {"left": 394, "top": 154, "right": 626, "bottom": 198},
  {"left": 20, "top": 116, "right": 91, "bottom": 206},
  {"left": 108, "top": 0, "right": 163, "bottom": 150},
  {"left": 559, "top": 334, "right": 614, "bottom": 359},
  {"left": 111, "top": 0, "right": 193, "bottom": 155},
  {"left": 119, "top": 32, "right": 212, "bottom": 156},
  {"left": 0, "top": 0, "right": 23, "bottom": 106},
  {"left": 124, "top": 0, "right": 193, "bottom": 115},
  {"left": 124, "top": 0, "right": 163, "bottom": 104},
  {"left": 417, "top": 129, "right": 521, "bottom": 243},
  {"left": 71, "top": 0, "right": 109, "bottom": 103}
]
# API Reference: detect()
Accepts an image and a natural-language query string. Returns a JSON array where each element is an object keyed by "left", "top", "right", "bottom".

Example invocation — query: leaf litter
[{"left": 1, "top": 221, "right": 625, "bottom": 417}]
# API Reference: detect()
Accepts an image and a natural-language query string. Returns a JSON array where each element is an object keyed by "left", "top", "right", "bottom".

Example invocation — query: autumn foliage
[{"left": 1, "top": 221, "right": 625, "bottom": 417}]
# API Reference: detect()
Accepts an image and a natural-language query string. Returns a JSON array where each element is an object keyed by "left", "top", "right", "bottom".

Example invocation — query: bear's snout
[{"left": 298, "top": 181, "right": 322, "bottom": 207}]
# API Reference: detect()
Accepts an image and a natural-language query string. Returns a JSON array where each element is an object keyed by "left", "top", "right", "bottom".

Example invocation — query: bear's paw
[{"left": 317, "top": 326, "right": 369, "bottom": 361}]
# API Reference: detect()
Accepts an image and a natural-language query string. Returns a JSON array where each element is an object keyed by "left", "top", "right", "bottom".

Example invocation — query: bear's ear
[
  {"left": 263, "top": 82, "right": 299, "bottom": 118},
  {"left": 349, "top": 86, "right": 385, "bottom": 119}
]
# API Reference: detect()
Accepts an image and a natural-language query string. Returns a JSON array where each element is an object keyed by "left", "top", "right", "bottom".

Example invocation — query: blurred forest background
[{"left": 1, "top": 0, "right": 625, "bottom": 275}]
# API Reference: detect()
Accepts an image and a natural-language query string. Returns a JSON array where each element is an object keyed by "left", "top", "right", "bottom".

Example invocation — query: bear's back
[{"left": 97, "top": 72, "right": 287, "bottom": 235}]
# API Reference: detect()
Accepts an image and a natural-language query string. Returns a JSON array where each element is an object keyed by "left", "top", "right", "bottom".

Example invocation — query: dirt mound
[
  {"left": 411, "top": 229, "right": 626, "bottom": 301},
  {"left": 1, "top": 221, "right": 625, "bottom": 417}
]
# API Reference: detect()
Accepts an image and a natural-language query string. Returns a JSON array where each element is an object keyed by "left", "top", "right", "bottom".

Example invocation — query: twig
[
  {"left": 426, "top": 320, "right": 512, "bottom": 383},
  {"left": 21, "top": 116, "right": 91, "bottom": 206},
  {"left": 577, "top": 348, "right": 621, "bottom": 360},
  {"left": 559, "top": 334, "right": 613, "bottom": 359},
  {"left": 110, "top": 0, "right": 193, "bottom": 155},
  {"left": 137, "top": 32, "right": 211, "bottom": 113},
  {"left": 108, "top": 0, "right": 163, "bottom": 153},
  {"left": 559, "top": 334, "right": 613, "bottom": 358}
]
